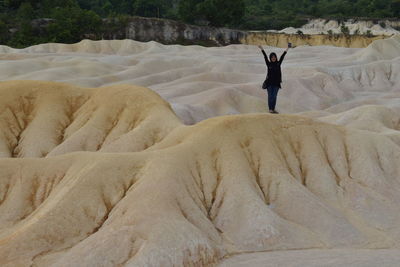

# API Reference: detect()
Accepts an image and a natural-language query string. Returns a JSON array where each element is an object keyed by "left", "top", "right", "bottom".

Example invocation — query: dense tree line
[
  {"left": 242, "top": 0, "right": 400, "bottom": 29},
  {"left": 0, "top": 0, "right": 399, "bottom": 47}
]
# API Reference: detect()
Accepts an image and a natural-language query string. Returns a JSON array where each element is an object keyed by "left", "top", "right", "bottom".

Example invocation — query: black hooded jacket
[{"left": 262, "top": 50, "right": 287, "bottom": 88}]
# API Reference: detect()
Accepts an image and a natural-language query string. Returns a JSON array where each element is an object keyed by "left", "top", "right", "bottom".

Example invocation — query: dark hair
[{"left": 269, "top": 52, "right": 277, "bottom": 61}]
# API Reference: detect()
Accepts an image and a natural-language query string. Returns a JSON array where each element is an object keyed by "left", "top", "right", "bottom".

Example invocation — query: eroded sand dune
[
  {"left": 0, "top": 35, "right": 399, "bottom": 266},
  {"left": 0, "top": 81, "right": 399, "bottom": 266},
  {"left": 0, "top": 35, "right": 399, "bottom": 124},
  {"left": 0, "top": 81, "right": 180, "bottom": 158}
]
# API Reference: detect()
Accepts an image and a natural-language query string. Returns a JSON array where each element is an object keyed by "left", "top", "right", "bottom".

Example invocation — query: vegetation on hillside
[{"left": 0, "top": 0, "right": 399, "bottom": 47}]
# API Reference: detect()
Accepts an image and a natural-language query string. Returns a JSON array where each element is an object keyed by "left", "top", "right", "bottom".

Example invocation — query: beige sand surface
[
  {"left": 0, "top": 35, "right": 399, "bottom": 124},
  {"left": 0, "top": 36, "right": 399, "bottom": 266},
  {"left": 219, "top": 249, "right": 400, "bottom": 267}
]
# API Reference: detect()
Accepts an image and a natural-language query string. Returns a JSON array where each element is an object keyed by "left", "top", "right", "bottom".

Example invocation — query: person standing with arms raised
[{"left": 258, "top": 44, "right": 290, "bottom": 114}]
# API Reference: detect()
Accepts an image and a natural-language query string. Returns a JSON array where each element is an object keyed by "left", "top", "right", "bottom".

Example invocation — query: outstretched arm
[
  {"left": 279, "top": 47, "right": 289, "bottom": 63},
  {"left": 258, "top": 45, "right": 269, "bottom": 65}
]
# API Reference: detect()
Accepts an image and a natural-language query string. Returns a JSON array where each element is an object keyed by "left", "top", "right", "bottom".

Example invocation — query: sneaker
[
  {"left": 269, "top": 110, "right": 274, "bottom": 113},
  {"left": 272, "top": 110, "right": 279, "bottom": 114}
]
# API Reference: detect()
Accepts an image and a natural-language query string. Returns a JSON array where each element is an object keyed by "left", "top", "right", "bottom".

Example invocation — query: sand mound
[
  {"left": 0, "top": 81, "right": 400, "bottom": 266},
  {"left": 0, "top": 81, "right": 181, "bottom": 158},
  {"left": 353, "top": 35, "right": 400, "bottom": 61},
  {"left": 0, "top": 37, "right": 399, "bottom": 124},
  {"left": 0, "top": 39, "right": 163, "bottom": 55},
  {"left": 319, "top": 105, "right": 400, "bottom": 147}
]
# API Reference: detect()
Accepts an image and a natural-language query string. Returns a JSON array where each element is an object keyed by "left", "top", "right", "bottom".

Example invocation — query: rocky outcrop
[
  {"left": 103, "top": 16, "right": 247, "bottom": 46},
  {"left": 242, "top": 32, "right": 388, "bottom": 48},
  {"left": 20, "top": 16, "right": 396, "bottom": 48},
  {"left": 102, "top": 16, "right": 393, "bottom": 48},
  {"left": 280, "top": 18, "right": 400, "bottom": 36}
]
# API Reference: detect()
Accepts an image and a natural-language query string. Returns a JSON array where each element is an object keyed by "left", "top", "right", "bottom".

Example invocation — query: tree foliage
[
  {"left": 241, "top": 0, "right": 399, "bottom": 30},
  {"left": 178, "top": 0, "right": 245, "bottom": 26},
  {"left": 0, "top": 0, "right": 398, "bottom": 47}
]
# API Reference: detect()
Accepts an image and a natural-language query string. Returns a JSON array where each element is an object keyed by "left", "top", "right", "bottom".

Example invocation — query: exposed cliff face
[
  {"left": 242, "top": 32, "right": 388, "bottom": 48},
  {"left": 102, "top": 16, "right": 247, "bottom": 46},
  {"left": 281, "top": 18, "right": 400, "bottom": 36},
  {"left": 101, "top": 16, "right": 393, "bottom": 48}
]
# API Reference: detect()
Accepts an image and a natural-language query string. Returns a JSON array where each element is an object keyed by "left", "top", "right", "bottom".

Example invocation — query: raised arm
[
  {"left": 258, "top": 45, "right": 269, "bottom": 65},
  {"left": 279, "top": 47, "right": 289, "bottom": 63}
]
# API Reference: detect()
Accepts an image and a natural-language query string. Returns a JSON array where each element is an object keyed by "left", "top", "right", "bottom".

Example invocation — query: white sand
[{"left": 0, "top": 36, "right": 399, "bottom": 266}]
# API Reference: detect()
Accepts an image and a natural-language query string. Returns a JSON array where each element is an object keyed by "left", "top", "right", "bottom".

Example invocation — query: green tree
[
  {"left": 0, "top": 19, "right": 9, "bottom": 43},
  {"left": 341, "top": 24, "right": 350, "bottom": 35},
  {"left": 198, "top": 0, "right": 245, "bottom": 26},
  {"left": 133, "top": 0, "right": 168, "bottom": 18},
  {"left": 178, "top": 0, "right": 202, "bottom": 24},
  {"left": 179, "top": 0, "right": 245, "bottom": 26},
  {"left": 1, "top": 0, "right": 399, "bottom": 48},
  {"left": 108, "top": 0, "right": 134, "bottom": 14},
  {"left": 4, "top": 0, "right": 24, "bottom": 9},
  {"left": 9, "top": 21, "right": 34, "bottom": 47},
  {"left": 16, "top": 2, "right": 34, "bottom": 20},
  {"left": 47, "top": 6, "right": 101, "bottom": 43},
  {"left": 40, "top": 0, "right": 79, "bottom": 15},
  {"left": 392, "top": 0, "right": 400, "bottom": 16}
]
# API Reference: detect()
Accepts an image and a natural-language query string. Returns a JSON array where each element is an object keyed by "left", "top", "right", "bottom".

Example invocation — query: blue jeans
[{"left": 266, "top": 85, "right": 280, "bottom": 110}]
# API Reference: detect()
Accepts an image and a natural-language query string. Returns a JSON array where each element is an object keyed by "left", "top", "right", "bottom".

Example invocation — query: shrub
[
  {"left": 340, "top": 25, "right": 350, "bottom": 35},
  {"left": 365, "top": 30, "right": 373, "bottom": 37}
]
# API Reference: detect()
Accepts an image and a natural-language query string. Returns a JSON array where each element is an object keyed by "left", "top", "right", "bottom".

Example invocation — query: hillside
[
  {"left": 0, "top": 35, "right": 399, "bottom": 266},
  {"left": 0, "top": 81, "right": 399, "bottom": 266}
]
